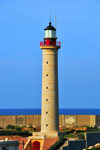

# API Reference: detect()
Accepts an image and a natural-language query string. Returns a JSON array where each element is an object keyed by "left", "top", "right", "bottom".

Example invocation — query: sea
[{"left": 0, "top": 109, "right": 100, "bottom": 116}]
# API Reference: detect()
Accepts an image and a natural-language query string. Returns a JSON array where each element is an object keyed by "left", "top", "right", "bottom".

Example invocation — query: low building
[{"left": 0, "top": 140, "right": 19, "bottom": 150}]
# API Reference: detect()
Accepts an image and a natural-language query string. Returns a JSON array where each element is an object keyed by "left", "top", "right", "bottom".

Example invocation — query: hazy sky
[{"left": 0, "top": 0, "right": 100, "bottom": 108}]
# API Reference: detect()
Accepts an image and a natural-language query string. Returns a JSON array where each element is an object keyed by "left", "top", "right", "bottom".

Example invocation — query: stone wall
[
  {"left": 0, "top": 116, "right": 4, "bottom": 127},
  {"left": 76, "top": 115, "right": 90, "bottom": 126},
  {"left": 59, "top": 115, "right": 65, "bottom": 126},
  {"left": 65, "top": 115, "right": 76, "bottom": 127},
  {"left": 0, "top": 116, "right": 16, "bottom": 127},
  {"left": 25, "top": 115, "right": 41, "bottom": 126},
  {"left": 90, "top": 115, "right": 96, "bottom": 127},
  {"left": 0, "top": 115, "right": 99, "bottom": 128},
  {"left": 96, "top": 115, "right": 100, "bottom": 126}
]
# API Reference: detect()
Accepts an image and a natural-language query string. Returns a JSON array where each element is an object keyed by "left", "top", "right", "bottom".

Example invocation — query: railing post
[{"left": 40, "top": 41, "right": 61, "bottom": 46}]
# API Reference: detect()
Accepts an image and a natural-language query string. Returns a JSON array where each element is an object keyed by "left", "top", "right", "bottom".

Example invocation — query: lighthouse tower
[{"left": 40, "top": 22, "right": 61, "bottom": 137}]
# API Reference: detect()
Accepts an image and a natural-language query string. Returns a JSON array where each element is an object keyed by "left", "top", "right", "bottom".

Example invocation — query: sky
[{"left": 0, "top": 0, "right": 100, "bottom": 108}]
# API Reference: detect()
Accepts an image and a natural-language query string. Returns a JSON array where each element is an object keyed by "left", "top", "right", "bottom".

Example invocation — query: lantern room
[
  {"left": 40, "top": 22, "right": 61, "bottom": 47},
  {"left": 44, "top": 22, "right": 56, "bottom": 38}
]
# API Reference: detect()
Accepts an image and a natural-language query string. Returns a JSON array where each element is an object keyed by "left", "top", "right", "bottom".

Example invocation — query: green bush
[
  {"left": 15, "top": 126, "right": 21, "bottom": 131},
  {"left": 0, "top": 130, "right": 32, "bottom": 137},
  {"left": 28, "top": 124, "right": 33, "bottom": 129},
  {"left": 6, "top": 125, "right": 15, "bottom": 129},
  {"left": 6, "top": 125, "right": 22, "bottom": 131}
]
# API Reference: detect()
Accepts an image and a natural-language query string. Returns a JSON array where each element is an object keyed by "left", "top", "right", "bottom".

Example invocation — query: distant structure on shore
[
  {"left": 0, "top": 114, "right": 97, "bottom": 128},
  {"left": 40, "top": 22, "right": 61, "bottom": 137}
]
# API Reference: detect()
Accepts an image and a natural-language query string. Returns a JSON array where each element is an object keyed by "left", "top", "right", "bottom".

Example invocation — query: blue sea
[{"left": 0, "top": 109, "right": 100, "bottom": 115}]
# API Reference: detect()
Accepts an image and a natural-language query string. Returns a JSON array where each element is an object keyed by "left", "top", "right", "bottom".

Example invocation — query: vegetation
[
  {"left": 87, "top": 127, "right": 100, "bottom": 132},
  {"left": 64, "top": 132, "right": 85, "bottom": 139},
  {"left": 62, "top": 126, "right": 100, "bottom": 135},
  {"left": 0, "top": 125, "right": 34, "bottom": 136},
  {"left": 0, "top": 130, "right": 32, "bottom": 136},
  {"left": 28, "top": 124, "right": 33, "bottom": 129},
  {"left": 48, "top": 130, "right": 75, "bottom": 150},
  {"left": 6, "top": 124, "right": 38, "bottom": 132},
  {"left": 27, "top": 124, "right": 37, "bottom": 132},
  {"left": 6, "top": 125, "right": 22, "bottom": 130}
]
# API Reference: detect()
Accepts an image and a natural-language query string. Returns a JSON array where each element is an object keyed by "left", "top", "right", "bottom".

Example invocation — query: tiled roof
[{"left": 43, "top": 137, "right": 59, "bottom": 150}]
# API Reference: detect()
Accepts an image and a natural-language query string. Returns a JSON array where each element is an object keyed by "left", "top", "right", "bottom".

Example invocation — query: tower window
[
  {"left": 46, "top": 61, "right": 48, "bottom": 64},
  {"left": 46, "top": 99, "right": 48, "bottom": 101},
  {"left": 46, "top": 86, "right": 48, "bottom": 89},
  {"left": 46, "top": 124, "right": 48, "bottom": 127},
  {"left": 46, "top": 74, "right": 48, "bottom": 77},
  {"left": 46, "top": 112, "right": 48, "bottom": 114}
]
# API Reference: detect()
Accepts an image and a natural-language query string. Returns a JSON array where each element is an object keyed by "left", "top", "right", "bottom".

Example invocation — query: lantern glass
[{"left": 45, "top": 30, "right": 56, "bottom": 38}]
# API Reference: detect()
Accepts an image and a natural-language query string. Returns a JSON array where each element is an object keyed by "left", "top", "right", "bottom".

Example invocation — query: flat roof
[{"left": 0, "top": 140, "right": 19, "bottom": 147}]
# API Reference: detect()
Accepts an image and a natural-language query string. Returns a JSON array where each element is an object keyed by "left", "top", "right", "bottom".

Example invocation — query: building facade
[{"left": 0, "top": 140, "right": 19, "bottom": 150}]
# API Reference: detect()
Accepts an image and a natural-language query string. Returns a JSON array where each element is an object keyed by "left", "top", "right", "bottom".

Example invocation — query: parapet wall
[
  {"left": 59, "top": 115, "right": 97, "bottom": 127},
  {"left": 0, "top": 115, "right": 100, "bottom": 128}
]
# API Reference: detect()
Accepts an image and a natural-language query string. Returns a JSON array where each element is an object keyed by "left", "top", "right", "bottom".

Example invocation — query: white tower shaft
[{"left": 41, "top": 47, "right": 59, "bottom": 136}]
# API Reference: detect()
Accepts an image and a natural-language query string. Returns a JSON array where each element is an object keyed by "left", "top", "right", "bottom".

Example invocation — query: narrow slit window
[
  {"left": 46, "top": 74, "right": 48, "bottom": 77},
  {"left": 46, "top": 86, "right": 48, "bottom": 89},
  {"left": 46, "top": 124, "right": 48, "bottom": 127},
  {"left": 46, "top": 61, "right": 48, "bottom": 64}
]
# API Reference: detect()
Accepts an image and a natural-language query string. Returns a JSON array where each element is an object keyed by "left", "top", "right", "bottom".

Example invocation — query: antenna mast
[
  {"left": 49, "top": 16, "right": 51, "bottom": 22},
  {"left": 55, "top": 16, "right": 56, "bottom": 29}
]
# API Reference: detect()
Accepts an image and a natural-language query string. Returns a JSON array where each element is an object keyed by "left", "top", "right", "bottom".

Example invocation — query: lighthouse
[{"left": 40, "top": 22, "right": 61, "bottom": 137}]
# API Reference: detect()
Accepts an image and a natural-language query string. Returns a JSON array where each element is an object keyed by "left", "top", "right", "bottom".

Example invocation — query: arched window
[{"left": 33, "top": 141, "right": 40, "bottom": 150}]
